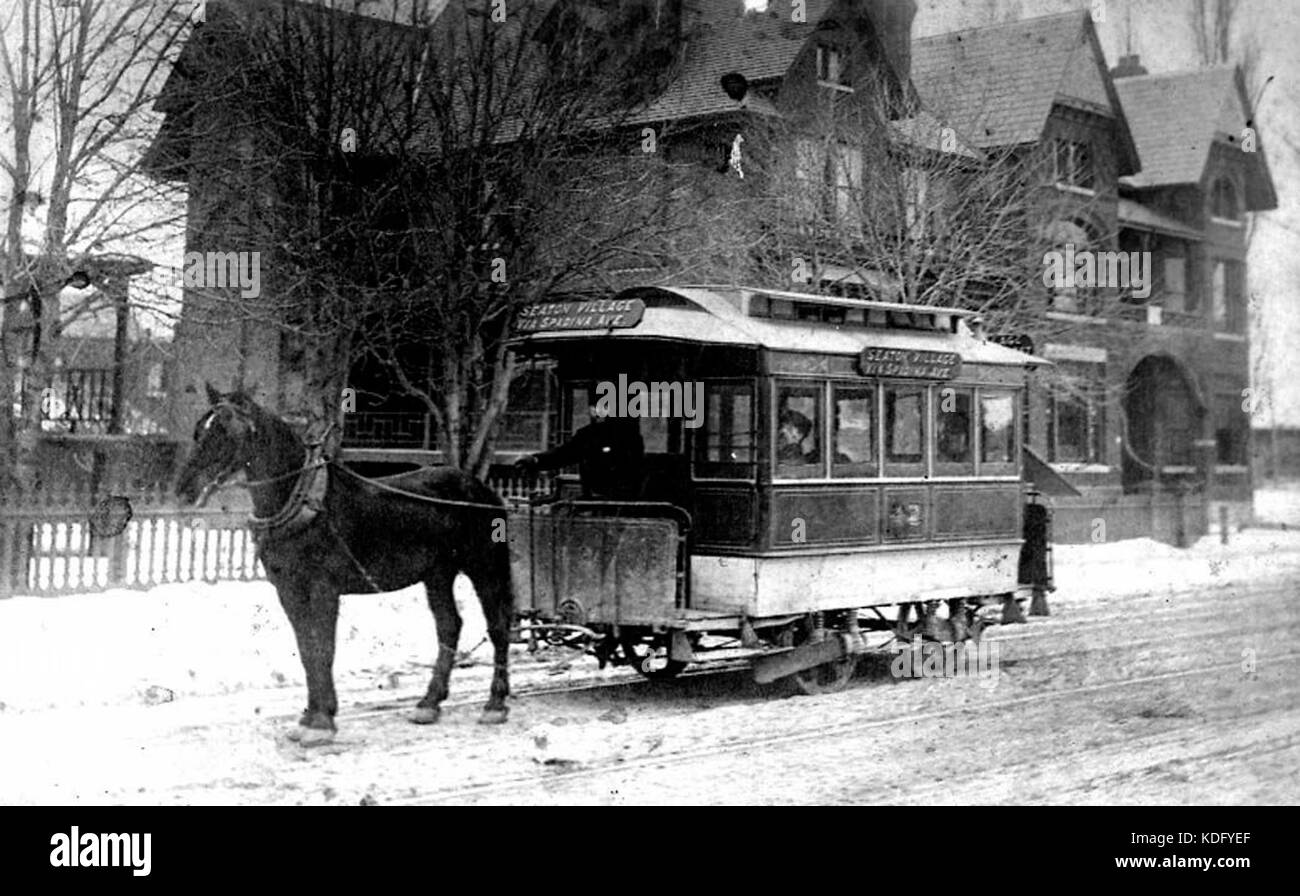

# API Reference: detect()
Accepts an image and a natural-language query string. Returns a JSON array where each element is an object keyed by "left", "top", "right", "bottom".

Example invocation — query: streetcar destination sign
[
  {"left": 515, "top": 298, "right": 646, "bottom": 333},
  {"left": 857, "top": 348, "right": 962, "bottom": 379}
]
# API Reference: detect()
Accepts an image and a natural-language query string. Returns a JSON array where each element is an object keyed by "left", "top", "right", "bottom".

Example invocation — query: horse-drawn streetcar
[
  {"left": 177, "top": 283, "right": 1052, "bottom": 743},
  {"left": 508, "top": 285, "right": 1049, "bottom": 694}
]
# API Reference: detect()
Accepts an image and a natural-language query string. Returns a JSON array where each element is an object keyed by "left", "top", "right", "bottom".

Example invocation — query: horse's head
[{"left": 175, "top": 384, "right": 261, "bottom": 506}]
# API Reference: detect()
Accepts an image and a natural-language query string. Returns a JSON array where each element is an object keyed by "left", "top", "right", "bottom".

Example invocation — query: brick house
[
  {"left": 145, "top": 1, "right": 1275, "bottom": 537},
  {"left": 909, "top": 13, "right": 1275, "bottom": 539}
]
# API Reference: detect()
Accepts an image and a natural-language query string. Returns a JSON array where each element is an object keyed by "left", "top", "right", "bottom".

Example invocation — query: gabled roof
[
  {"left": 911, "top": 11, "right": 1138, "bottom": 173},
  {"left": 1114, "top": 66, "right": 1278, "bottom": 209},
  {"left": 1114, "top": 68, "right": 1238, "bottom": 187},
  {"left": 626, "top": 1, "right": 845, "bottom": 125}
]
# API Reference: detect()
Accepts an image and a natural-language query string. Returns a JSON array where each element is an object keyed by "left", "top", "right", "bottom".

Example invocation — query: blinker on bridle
[{"left": 198, "top": 400, "right": 334, "bottom": 492}]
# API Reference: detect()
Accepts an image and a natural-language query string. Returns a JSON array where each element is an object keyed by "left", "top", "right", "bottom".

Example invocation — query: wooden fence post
[{"left": 0, "top": 512, "right": 14, "bottom": 598}]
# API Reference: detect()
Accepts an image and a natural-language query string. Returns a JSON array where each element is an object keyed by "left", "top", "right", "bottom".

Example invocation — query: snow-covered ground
[
  {"left": 1256, "top": 482, "right": 1300, "bottom": 527},
  {"left": 1, "top": 528, "right": 1297, "bottom": 718},
  {"left": 0, "top": 577, "right": 489, "bottom": 714}
]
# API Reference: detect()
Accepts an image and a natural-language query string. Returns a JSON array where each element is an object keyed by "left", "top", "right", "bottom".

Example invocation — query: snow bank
[{"left": 1255, "top": 484, "right": 1300, "bottom": 527}]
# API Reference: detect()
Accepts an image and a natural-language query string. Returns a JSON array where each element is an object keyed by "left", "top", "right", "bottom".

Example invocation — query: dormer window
[
  {"left": 1053, "top": 138, "right": 1095, "bottom": 191},
  {"left": 817, "top": 45, "right": 851, "bottom": 90},
  {"left": 1211, "top": 177, "right": 1242, "bottom": 222}
]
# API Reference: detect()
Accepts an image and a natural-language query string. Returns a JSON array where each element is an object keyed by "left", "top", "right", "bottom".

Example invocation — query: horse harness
[{"left": 214, "top": 400, "right": 501, "bottom": 595}]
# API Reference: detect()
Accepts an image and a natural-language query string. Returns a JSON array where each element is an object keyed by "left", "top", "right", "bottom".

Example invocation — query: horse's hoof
[
  {"left": 478, "top": 707, "right": 509, "bottom": 725},
  {"left": 409, "top": 706, "right": 441, "bottom": 725},
  {"left": 297, "top": 726, "right": 336, "bottom": 747}
]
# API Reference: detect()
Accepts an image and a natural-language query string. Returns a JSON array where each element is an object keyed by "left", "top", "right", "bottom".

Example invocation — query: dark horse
[{"left": 176, "top": 386, "right": 513, "bottom": 745}]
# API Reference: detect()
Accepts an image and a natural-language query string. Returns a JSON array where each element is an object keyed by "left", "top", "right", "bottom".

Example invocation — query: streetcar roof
[{"left": 511, "top": 285, "right": 1047, "bottom": 368}]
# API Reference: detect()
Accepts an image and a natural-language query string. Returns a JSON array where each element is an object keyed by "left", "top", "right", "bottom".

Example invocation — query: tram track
[
  {"left": 349, "top": 602, "right": 1300, "bottom": 753},
  {"left": 280, "top": 578, "right": 1296, "bottom": 728},
  {"left": 377, "top": 649, "right": 1300, "bottom": 804},
  {"left": 888, "top": 701, "right": 1300, "bottom": 805},
  {"left": 295, "top": 586, "right": 1299, "bottom": 802}
]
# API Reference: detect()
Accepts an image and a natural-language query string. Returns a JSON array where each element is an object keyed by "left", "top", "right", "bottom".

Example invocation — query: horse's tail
[{"left": 465, "top": 477, "right": 516, "bottom": 626}]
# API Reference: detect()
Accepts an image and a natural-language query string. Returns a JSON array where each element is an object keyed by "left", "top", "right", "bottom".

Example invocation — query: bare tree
[
  {"left": 0, "top": 0, "right": 191, "bottom": 486},
  {"left": 173, "top": 0, "right": 729, "bottom": 476},
  {"left": 717, "top": 68, "right": 1143, "bottom": 351}
]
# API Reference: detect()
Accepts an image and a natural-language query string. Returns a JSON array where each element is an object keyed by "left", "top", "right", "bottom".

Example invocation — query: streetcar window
[
  {"left": 776, "top": 382, "right": 823, "bottom": 478},
  {"left": 565, "top": 383, "right": 591, "bottom": 436},
  {"left": 693, "top": 381, "right": 755, "bottom": 479},
  {"left": 833, "top": 385, "right": 876, "bottom": 477},
  {"left": 980, "top": 391, "right": 1017, "bottom": 471},
  {"left": 934, "top": 388, "right": 974, "bottom": 474},
  {"left": 884, "top": 387, "right": 926, "bottom": 472}
]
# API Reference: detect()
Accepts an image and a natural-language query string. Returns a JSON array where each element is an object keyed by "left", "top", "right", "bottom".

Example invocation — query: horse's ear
[{"left": 205, "top": 382, "right": 222, "bottom": 405}]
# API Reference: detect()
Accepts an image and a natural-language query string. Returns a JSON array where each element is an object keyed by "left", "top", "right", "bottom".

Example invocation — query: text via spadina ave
[{"left": 49, "top": 827, "right": 151, "bottom": 877}]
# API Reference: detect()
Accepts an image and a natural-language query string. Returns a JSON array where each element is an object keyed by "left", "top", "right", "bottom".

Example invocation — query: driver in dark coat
[{"left": 516, "top": 383, "right": 645, "bottom": 500}]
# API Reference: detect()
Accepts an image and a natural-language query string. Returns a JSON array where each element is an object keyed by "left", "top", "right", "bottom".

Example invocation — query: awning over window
[{"left": 1022, "top": 446, "right": 1082, "bottom": 497}]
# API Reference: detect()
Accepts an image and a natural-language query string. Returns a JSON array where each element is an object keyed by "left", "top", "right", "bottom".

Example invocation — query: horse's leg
[
  {"left": 276, "top": 581, "right": 317, "bottom": 741},
  {"left": 411, "top": 564, "right": 460, "bottom": 725},
  {"left": 280, "top": 578, "right": 341, "bottom": 746},
  {"left": 471, "top": 550, "right": 513, "bottom": 725}
]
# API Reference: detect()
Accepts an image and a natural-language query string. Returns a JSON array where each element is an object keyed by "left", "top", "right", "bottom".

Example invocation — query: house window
[
  {"left": 1211, "top": 177, "right": 1242, "bottom": 221},
  {"left": 497, "top": 368, "right": 554, "bottom": 452},
  {"left": 1052, "top": 139, "right": 1094, "bottom": 190},
  {"left": 791, "top": 138, "right": 861, "bottom": 228},
  {"left": 1048, "top": 364, "right": 1106, "bottom": 464},
  {"left": 1043, "top": 218, "right": 1097, "bottom": 312},
  {"left": 1211, "top": 259, "right": 1246, "bottom": 332},
  {"left": 830, "top": 144, "right": 862, "bottom": 228},
  {"left": 1226, "top": 260, "right": 1245, "bottom": 332},
  {"left": 793, "top": 137, "right": 824, "bottom": 223},
  {"left": 816, "top": 45, "right": 849, "bottom": 88},
  {"left": 1214, "top": 392, "right": 1247, "bottom": 465},
  {"left": 1162, "top": 242, "right": 1190, "bottom": 312},
  {"left": 832, "top": 385, "right": 875, "bottom": 477}
]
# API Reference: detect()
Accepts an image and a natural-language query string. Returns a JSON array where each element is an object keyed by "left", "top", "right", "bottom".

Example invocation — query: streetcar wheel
[
  {"left": 621, "top": 634, "right": 687, "bottom": 681},
  {"left": 776, "top": 623, "right": 857, "bottom": 696}
]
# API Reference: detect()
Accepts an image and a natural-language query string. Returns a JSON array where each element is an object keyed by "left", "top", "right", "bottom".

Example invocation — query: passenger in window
[
  {"left": 777, "top": 409, "right": 815, "bottom": 464},
  {"left": 937, "top": 410, "right": 971, "bottom": 462}
]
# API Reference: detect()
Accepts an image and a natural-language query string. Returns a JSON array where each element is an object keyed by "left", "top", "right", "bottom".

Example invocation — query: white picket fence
[{"left": 0, "top": 470, "right": 548, "bottom": 597}]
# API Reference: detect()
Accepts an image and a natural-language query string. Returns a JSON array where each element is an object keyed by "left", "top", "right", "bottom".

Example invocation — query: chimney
[
  {"left": 864, "top": 0, "right": 918, "bottom": 85},
  {"left": 1110, "top": 54, "right": 1148, "bottom": 79}
]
